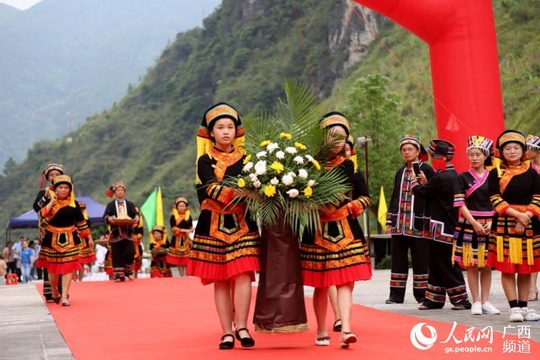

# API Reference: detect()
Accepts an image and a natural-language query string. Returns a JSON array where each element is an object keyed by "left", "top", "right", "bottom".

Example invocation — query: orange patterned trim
[
  {"left": 499, "top": 162, "right": 529, "bottom": 194},
  {"left": 47, "top": 224, "right": 76, "bottom": 233},
  {"left": 320, "top": 204, "right": 349, "bottom": 222},
  {"left": 509, "top": 204, "right": 529, "bottom": 213},
  {"left": 210, "top": 147, "right": 243, "bottom": 181},
  {"left": 201, "top": 198, "right": 245, "bottom": 214},
  {"left": 315, "top": 206, "right": 354, "bottom": 252},
  {"left": 325, "top": 155, "right": 346, "bottom": 171}
]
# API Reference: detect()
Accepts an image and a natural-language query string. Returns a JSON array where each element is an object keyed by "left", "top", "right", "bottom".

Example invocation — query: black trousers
[
  {"left": 423, "top": 240, "right": 468, "bottom": 307},
  {"left": 388, "top": 234, "right": 429, "bottom": 303},
  {"left": 111, "top": 239, "right": 135, "bottom": 280}
]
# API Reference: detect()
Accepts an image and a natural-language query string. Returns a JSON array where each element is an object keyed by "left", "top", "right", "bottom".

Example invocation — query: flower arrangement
[{"left": 224, "top": 81, "right": 349, "bottom": 235}]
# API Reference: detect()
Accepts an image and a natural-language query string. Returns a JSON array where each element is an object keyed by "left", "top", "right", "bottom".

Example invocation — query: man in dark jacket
[
  {"left": 412, "top": 139, "right": 471, "bottom": 310},
  {"left": 386, "top": 135, "right": 434, "bottom": 304}
]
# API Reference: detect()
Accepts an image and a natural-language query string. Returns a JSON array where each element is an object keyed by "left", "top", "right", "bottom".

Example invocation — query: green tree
[{"left": 345, "top": 74, "right": 412, "bottom": 214}]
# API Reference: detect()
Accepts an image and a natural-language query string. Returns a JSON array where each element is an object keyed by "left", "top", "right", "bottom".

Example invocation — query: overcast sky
[{"left": 0, "top": 0, "right": 42, "bottom": 10}]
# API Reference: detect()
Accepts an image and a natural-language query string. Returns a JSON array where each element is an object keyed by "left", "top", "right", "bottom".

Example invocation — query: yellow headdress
[
  {"left": 51, "top": 174, "right": 76, "bottom": 208},
  {"left": 493, "top": 130, "right": 527, "bottom": 176},
  {"left": 172, "top": 197, "right": 190, "bottom": 222},
  {"left": 320, "top": 111, "right": 350, "bottom": 136},
  {"left": 195, "top": 103, "right": 245, "bottom": 184},
  {"left": 149, "top": 225, "right": 168, "bottom": 245}
]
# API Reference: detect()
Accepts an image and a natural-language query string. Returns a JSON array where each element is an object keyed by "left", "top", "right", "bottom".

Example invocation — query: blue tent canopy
[{"left": 6, "top": 196, "right": 106, "bottom": 229}]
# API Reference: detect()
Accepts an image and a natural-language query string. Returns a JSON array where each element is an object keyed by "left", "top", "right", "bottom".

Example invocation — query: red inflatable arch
[{"left": 353, "top": 0, "right": 505, "bottom": 170}]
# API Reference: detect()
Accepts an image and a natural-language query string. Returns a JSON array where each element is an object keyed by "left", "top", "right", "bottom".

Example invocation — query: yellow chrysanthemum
[
  {"left": 260, "top": 140, "right": 271, "bottom": 147},
  {"left": 304, "top": 186, "right": 313, "bottom": 198},
  {"left": 237, "top": 178, "right": 246, "bottom": 188},
  {"left": 312, "top": 160, "right": 321, "bottom": 170},
  {"left": 295, "top": 142, "right": 307, "bottom": 150},
  {"left": 269, "top": 161, "right": 285, "bottom": 174},
  {"left": 243, "top": 154, "right": 252, "bottom": 164},
  {"left": 279, "top": 133, "right": 292, "bottom": 140},
  {"left": 263, "top": 184, "right": 277, "bottom": 197}
]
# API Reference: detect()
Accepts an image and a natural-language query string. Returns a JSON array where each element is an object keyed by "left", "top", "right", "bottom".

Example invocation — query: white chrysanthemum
[
  {"left": 254, "top": 160, "right": 267, "bottom": 175},
  {"left": 270, "top": 177, "right": 279, "bottom": 185},
  {"left": 256, "top": 151, "right": 267, "bottom": 158},
  {"left": 281, "top": 174, "right": 294, "bottom": 186},
  {"left": 253, "top": 180, "right": 262, "bottom": 188},
  {"left": 286, "top": 189, "right": 299, "bottom": 198},
  {"left": 285, "top": 147, "right": 297, "bottom": 154},
  {"left": 287, "top": 171, "right": 296, "bottom": 178},
  {"left": 298, "top": 169, "right": 308, "bottom": 179},
  {"left": 305, "top": 154, "right": 314, "bottom": 162},
  {"left": 266, "top": 143, "right": 279, "bottom": 153},
  {"left": 248, "top": 173, "right": 258, "bottom": 181},
  {"left": 307, "top": 179, "right": 316, "bottom": 187},
  {"left": 275, "top": 150, "right": 285, "bottom": 159},
  {"left": 243, "top": 161, "right": 254, "bottom": 172},
  {"left": 293, "top": 156, "right": 304, "bottom": 164}
]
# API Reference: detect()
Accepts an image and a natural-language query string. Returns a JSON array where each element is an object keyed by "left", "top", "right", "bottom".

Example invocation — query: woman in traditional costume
[
  {"left": 187, "top": 103, "right": 260, "bottom": 350},
  {"left": 299, "top": 112, "right": 371, "bottom": 348},
  {"left": 166, "top": 197, "right": 193, "bottom": 277},
  {"left": 33, "top": 162, "right": 65, "bottom": 302},
  {"left": 149, "top": 225, "right": 172, "bottom": 278},
  {"left": 36, "top": 175, "right": 90, "bottom": 306},
  {"left": 452, "top": 136, "right": 499, "bottom": 315},
  {"left": 488, "top": 130, "right": 540, "bottom": 322},
  {"left": 328, "top": 135, "right": 358, "bottom": 332}
]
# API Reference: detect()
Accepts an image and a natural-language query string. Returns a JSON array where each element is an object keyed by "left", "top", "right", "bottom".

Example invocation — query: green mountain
[
  {"left": 0, "top": 0, "right": 221, "bottom": 166},
  {"left": 2, "top": 0, "right": 539, "bottom": 240}
]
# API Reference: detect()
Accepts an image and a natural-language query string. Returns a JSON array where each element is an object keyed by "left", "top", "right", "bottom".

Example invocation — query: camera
[{"left": 412, "top": 161, "right": 421, "bottom": 178}]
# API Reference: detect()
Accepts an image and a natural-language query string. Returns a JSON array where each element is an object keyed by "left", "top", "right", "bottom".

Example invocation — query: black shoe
[
  {"left": 418, "top": 301, "right": 444, "bottom": 310},
  {"left": 451, "top": 300, "right": 472, "bottom": 310},
  {"left": 235, "top": 328, "right": 255, "bottom": 348},
  {"left": 219, "top": 334, "right": 235, "bottom": 350},
  {"left": 333, "top": 319, "right": 342, "bottom": 332},
  {"left": 385, "top": 299, "right": 403, "bottom": 304},
  {"left": 52, "top": 296, "right": 61, "bottom": 305}
]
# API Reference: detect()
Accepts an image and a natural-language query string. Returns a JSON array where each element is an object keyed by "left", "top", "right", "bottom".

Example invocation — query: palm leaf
[{"left": 222, "top": 79, "right": 350, "bottom": 236}]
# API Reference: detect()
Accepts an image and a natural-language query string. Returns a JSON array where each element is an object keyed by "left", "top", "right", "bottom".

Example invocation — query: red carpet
[{"left": 41, "top": 278, "right": 538, "bottom": 360}]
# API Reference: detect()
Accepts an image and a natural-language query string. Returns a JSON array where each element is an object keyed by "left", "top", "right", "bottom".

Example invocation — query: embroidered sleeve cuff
[
  {"left": 207, "top": 183, "right": 235, "bottom": 204},
  {"left": 527, "top": 205, "right": 540, "bottom": 218},
  {"left": 78, "top": 229, "right": 91, "bottom": 239},
  {"left": 496, "top": 203, "right": 510, "bottom": 215},
  {"left": 347, "top": 201, "right": 362, "bottom": 218},
  {"left": 454, "top": 193, "right": 465, "bottom": 208}
]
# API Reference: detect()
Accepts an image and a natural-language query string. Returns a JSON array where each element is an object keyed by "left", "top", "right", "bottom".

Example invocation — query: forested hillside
[{"left": 1, "top": 0, "right": 538, "bottom": 241}]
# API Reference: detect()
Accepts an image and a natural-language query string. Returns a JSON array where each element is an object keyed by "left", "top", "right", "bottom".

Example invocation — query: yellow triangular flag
[
  {"left": 377, "top": 186, "right": 388, "bottom": 230},
  {"left": 156, "top": 187, "right": 164, "bottom": 227}
]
